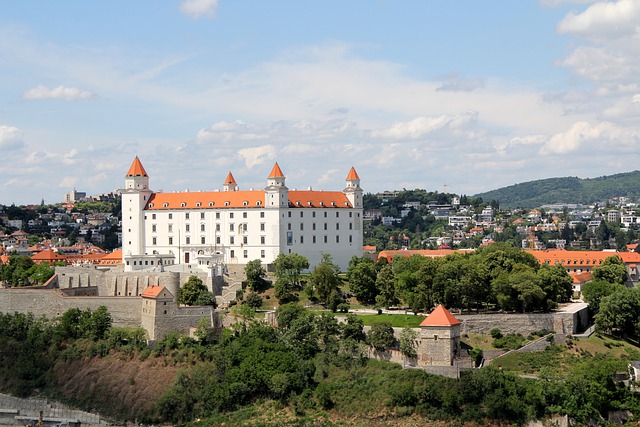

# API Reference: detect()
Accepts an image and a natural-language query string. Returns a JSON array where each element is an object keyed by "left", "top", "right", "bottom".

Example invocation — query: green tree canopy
[
  {"left": 346, "top": 256, "right": 378, "bottom": 305},
  {"left": 178, "top": 275, "right": 209, "bottom": 306},
  {"left": 244, "top": 259, "right": 268, "bottom": 292},
  {"left": 310, "top": 254, "right": 341, "bottom": 305},
  {"left": 592, "top": 255, "right": 628, "bottom": 286}
]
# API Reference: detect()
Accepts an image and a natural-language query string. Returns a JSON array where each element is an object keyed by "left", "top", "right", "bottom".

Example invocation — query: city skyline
[{"left": 2, "top": 0, "right": 640, "bottom": 205}]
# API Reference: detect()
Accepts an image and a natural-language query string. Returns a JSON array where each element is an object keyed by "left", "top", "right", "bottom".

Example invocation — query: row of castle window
[
  {"left": 147, "top": 210, "right": 359, "bottom": 221},
  {"left": 150, "top": 221, "right": 351, "bottom": 234},
  {"left": 150, "top": 234, "right": 352, "bottom": 245}
]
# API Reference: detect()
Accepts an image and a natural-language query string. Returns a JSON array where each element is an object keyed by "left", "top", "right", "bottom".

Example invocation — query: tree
[
  {"left": 346, "top": 256, "right": 378, "bottom": 305},
  {"left": 375, "top": 264, "right": 398, "bottom": 309},
  {"left": 592, "top": 256, "right": 628, "bottom": 286},
  {"left": 399, "top": 327, "right": 418, "bottom": 364},
  {"left": 581, "top": 280, "right": 624, "bottom": 312},
  {"left": 595, "top": 287, "right": 640, "bottom": 337},
  {"left": 537, "top": 263, "right": 573, "bottom": 310},
  {"left": 341, "top": 313, "right": 366, "bottom": 342},
  {"left": 244, "top": 259, "right": 268, "bottom": 292},
  {"left": 310, "top": 254, "right": 341, "bottom": 305},
  {"left": 178, "top": 275, "right": 209, "bottom": 306},
  {"left": 273, "top": 253, "right": 309, "bottom": 303},
  {"left": 243, "top": 291, "right": 263, "bottom": 309},
  {"left": 275, "top": 302, "right": 306, "bottom": 330},
  {"left": 367, "top": 322, "right": 397, "bottom": 351}
]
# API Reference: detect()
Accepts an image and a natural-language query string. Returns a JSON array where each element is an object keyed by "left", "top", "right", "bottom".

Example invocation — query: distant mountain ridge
[{"left": 472, "top": 170, "right": 640, "bottom": 208}]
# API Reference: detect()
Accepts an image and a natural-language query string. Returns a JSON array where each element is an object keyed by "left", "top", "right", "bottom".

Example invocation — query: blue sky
[{"left": 2, "top": 0, "right": 640, "bottom": 205}]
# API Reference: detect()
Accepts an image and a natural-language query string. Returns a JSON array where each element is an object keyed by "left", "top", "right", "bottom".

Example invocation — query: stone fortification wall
[
  {"left": 153, "top": 305, "right": 214, "bottom": 340},
  {"left": 56, "top": 266, "right": 182, "bottom": 298},
  {"left": 455, "top": 310, "right": 584, "bottom": 335},
  {"left": 0, "top": 287, "right": 141, "bottom": 328}
]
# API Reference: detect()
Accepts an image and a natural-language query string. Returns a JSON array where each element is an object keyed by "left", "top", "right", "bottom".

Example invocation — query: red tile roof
[
  {"left": 526, "top": 250, "right": 619, "bottom": 267},
  {"left": 268, "top": 162, "right": 285, "bottom": 178},
  {"left": 224, "top": 172, "right": 237, "bottom": 185},
  {"left": 141, "top": 285, "right": 166, "bottom": 298},
  {"left": 420, "top": 305, "right": 461, "bottom": 327},
  {"left": 377, "top": 249, "right": 474, "bottom": 263},
  {"left": 346, "top": 167, "right": 360, "bottom": 181},
  {"left": 146, "top": 189, "right": 352, "bottom": 210},
  {"left": 126, "top": 156, "right": 148, "bottom": 177}
]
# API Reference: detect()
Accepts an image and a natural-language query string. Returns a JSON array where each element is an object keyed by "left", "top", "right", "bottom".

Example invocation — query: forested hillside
[{"left": 473, "top": 170, "right": 640, "bottom": 208}]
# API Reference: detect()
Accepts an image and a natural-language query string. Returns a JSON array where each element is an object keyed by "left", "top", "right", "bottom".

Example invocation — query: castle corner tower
[{"left": 122, "top": 157, "right": 153, "bottom": 270}]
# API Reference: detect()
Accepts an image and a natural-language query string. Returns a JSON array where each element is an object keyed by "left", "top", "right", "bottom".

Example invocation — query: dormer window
[
  {"left": 320, "top": 201, "right": 325, "bottom": 206},
  {"left": 256, "top": 201, "right": 261, "bottom": 206},
  {"left": 163, "top": 203, "right": 169, "bottom": 208},
  {"left": 149, "top": 203, "right": 154, "bottom": 208},
  {"left": 331, "top": 202, "right": 336, "bottom": 206},
  {"left": 209, "top": 202, "right": 214, "bottom": 207},
  {"left": 196, "top": 202, "right": 201, "bottom": 207},
  {"left": 243, "top": 201, "right": 248, "bottom": 206},
  {"left": 308, "top": 201, "right": 312, "bottom": 206},
  {"left": 225, "top": 201, "right": 230, "bottom": 206},
  {"left": 181, "top": 202, "right": 186, "bottom": 207}
]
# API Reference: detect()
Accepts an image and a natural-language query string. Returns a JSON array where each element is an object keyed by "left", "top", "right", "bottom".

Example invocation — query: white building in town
[{"left": 121, "top": 157, "right": 363, "bottom": 272}]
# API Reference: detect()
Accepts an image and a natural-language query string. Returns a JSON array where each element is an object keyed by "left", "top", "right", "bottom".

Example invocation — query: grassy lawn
[
  {"left": 461, "top": 333, "right": 495, "bottom": 350},
  {"left": 357, "top": 313, "right": 425, "bottom": 328}
]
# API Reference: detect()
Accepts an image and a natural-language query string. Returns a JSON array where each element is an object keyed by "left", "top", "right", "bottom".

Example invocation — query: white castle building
[{"left": 121, "top": 157, "right": 363, "bottom": 272}]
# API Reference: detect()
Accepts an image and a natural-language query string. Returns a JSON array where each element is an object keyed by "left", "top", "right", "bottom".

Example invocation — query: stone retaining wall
[{"left": 0, "top": 392, "right": 106, "bottom": 426}]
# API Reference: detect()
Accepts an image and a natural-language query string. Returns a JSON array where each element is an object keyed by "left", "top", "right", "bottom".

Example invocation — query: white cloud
[
  {"left": 237, "top": 145, "right": 276, "bottom": 169},
  {"left": 373, "top": 111, "right": 479, "bottom": 140},
  {"left": 23, "top": 85, "right": 96, "bottom": 101},
  {"left": 540, "top": 121, "right": 637, "bottom": 154},
  {"left": 557, "top": 0, "right": 640, "bottom": 40},
  {"left": 0, "top": 125, "right": 25, "bottom": 150},
  {"left": 180, "top": 0, "right": 218, "bottom": 19}
]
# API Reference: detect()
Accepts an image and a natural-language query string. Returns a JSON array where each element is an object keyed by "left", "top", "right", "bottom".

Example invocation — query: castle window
[
  {"left": 349, "top": 235, "right": 352, "bottom": 243},
  {"left": 324, "top": 236, "right": 328, "bottom": 243},
  {"left": 152, "top": 237, "right": 157, "bottom": 245},
  {"left": 243, "top": 236, "right": 248, "bottom": 244},
  {"left": 216, "top": 223, "right": 221, "bottom": 232},
  {"left": 260, "top": 223, "right": 265, "bottom": 231},
  {"left": 313, "top": 212, "right": 316, "bottom": 218},
  {"left": 216, "top": 212, "right": 220, "bottom": 219},
  {"left": 243, "top": 212, "right": 247, "bottom": 218},
  {"left": 186, "top": 224, "right": 190, "bottom": 232},
  {"left": 313, "top": 236, "right": 316, "bottom": 244},
  {"left": 185, "top": 213, "right": 190, "bottom": 219},
  {"left": 288, "top": 223, "right": 292, "bottom": 230},
  {"left": 230, "top": 236, "right": 234, "bottom": 245},
  {"left": 349, "top": 223, "right": 353, "bottom": 230},
  {"left": 186, "top": 237, "right": 190, "bottom": 244},
  {"left": 324, "top": 212, "right": 327, "bottom": 218},
  {"left": 349, "top": 212, "right": 352, "bottom": 218},
  {"left": 261, "top": 250, "right": 265, "bottom": 258},
  {"left": 169, "top": 237, "right": 173, "bottom": 245},
  {"left": 261, "top": 236, "right": 265, "bottom": 244},
  {"left": 230, "top": 213, "right": 234, "bottom": 218},
  {"left": 336, "top": 212, "right": 339, "bottom": 217},
  {"left": 152, "top": 224, "right": 157, "bottom": 232},
  {"left": 288, "top": 211, "right": 291, "bottom": 218},
  {"left": 313, "top": 223, "right": 316, "bottom": 231},
  {"left": 169, "top": 213, "right": 172, "bottom": 219},
  {"left": 230, "top": 250, "right": 235, "bottom": 258},
  {"left": 201, "top": 212, "right": 205, "bottom": 219},
  {"left": 168, "top": 224, "right": 173, "bottom": 232},
  {"left": 336, "top": 223, "right": 339, "bottom": 230},
  {"left": 201, "top": 236, "right": 205, "bottom": 244},
  {"left": 300, "top": 236, "right": 304, "bottom": 244},
  {"left": 201, "top": 224, "right": 205, "bottom": 232},
  {"left": 300, "top": 223, "right": 304, "bottom": 231},
  {"left": 243, "top": 250, "right": 248, "bottom": 258},
  {"left": 230, "top": 223, "right": 234, "bottom": 232},
  {"left": 216, "top": 236, "right": 220, "bottom": 244},
  {"left": 260, "top": 212, "right": 265, "bottom": 218},
  {"left": 324, "top": 223, "right": 327, "bottom": 230},
  {"left": 336, "top": 236, "right": 340, "bottom": 243}
]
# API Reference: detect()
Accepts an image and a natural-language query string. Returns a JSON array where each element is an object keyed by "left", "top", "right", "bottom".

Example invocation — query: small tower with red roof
[
  {"left": 122, "top": 156, "right": 153, "bottom": 270},
  {"left": 265, "top": 162, "right": 289, "bottom": 208},
  {"left": 223, "top": 172, "right": 238, "bottom": 192},
  {"left": 344, "top": 166, "right": 362, "bottom": 209},
  {"left": 418, "top": 305, "right": 462, "bottom": 366}
]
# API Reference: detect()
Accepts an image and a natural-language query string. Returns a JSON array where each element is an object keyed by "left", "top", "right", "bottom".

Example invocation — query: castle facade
[{"left": 122, "top": 157, "right": 363, "bottom": 272}]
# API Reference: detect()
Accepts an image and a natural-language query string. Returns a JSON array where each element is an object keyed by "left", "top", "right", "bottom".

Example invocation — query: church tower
[
  {"left": 223, "top": 172, "right": 238, "bottom": 192},
  {"left": 344, "top": 167, "right": 363, "bottom": 209},
  {"left": 265, "top": 162, "right": 289, "bottom": 208},
  {"left": 122, "top": 157, "right": 152, "bottom": 269}
]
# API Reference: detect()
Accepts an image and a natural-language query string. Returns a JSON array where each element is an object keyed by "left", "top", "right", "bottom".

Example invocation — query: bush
[{"left": 490, "top": 328, "right": 503, "bottom": 339}]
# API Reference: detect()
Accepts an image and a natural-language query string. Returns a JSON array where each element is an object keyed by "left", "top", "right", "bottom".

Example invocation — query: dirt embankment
[{"left": 52, "top": 354, "right": 179, "bottom": 421}]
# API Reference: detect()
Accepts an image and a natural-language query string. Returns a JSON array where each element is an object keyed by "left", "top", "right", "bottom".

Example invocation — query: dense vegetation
[
  {"left": 1, "top": 305, "right": 639, "bottom": 425},
  {"left": 473, "top": 170, "right": 640, "bottom": 208},
  {"left": 0, "top": 254, "right": 58, "bottom": 287},
  {"left": 346, "top": 243, "right": 574, "bottom": 314}
]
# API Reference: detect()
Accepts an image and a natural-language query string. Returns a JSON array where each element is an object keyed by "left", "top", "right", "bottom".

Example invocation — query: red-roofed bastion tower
[
  {"left": 417, "top": 305, "right": 462, "bottom": 366},
  {"left": 122, "top": 157, "right": 152, "bottom": 270}
]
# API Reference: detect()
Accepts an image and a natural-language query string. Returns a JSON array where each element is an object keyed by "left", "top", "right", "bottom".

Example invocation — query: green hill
[{"left": 473, "top": 170, "right": 640, "bottom": 208}]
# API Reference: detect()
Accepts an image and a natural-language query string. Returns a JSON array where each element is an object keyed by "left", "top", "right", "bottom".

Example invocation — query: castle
[{"left": 122, "top": 157, "right": 364, "bottom": 273}]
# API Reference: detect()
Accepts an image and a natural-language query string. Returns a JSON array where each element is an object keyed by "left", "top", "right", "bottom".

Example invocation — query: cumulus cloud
[
  {"left": 436, "top": 77, "right": 485, "bottom": 92},
  {"left": 23, "top": 85, "right": 96, "bottom": 101},
  {"left": 237, "top": 145, "right": 276, "bottom": 169},
  {"left": 180, "top": 0, "right": 218, "bottom": 19},
  {"left": 373, "top": 111, "right": 479, "bottom": 140},
  {"left": 557, "top": 0, "right": 640, "bottom": 40},
  {"left": 540, "top": 121, "right": 636, "bottom": 154},
  {"left": 0, "top": 125, "right": 25, "bottom": 150}
]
